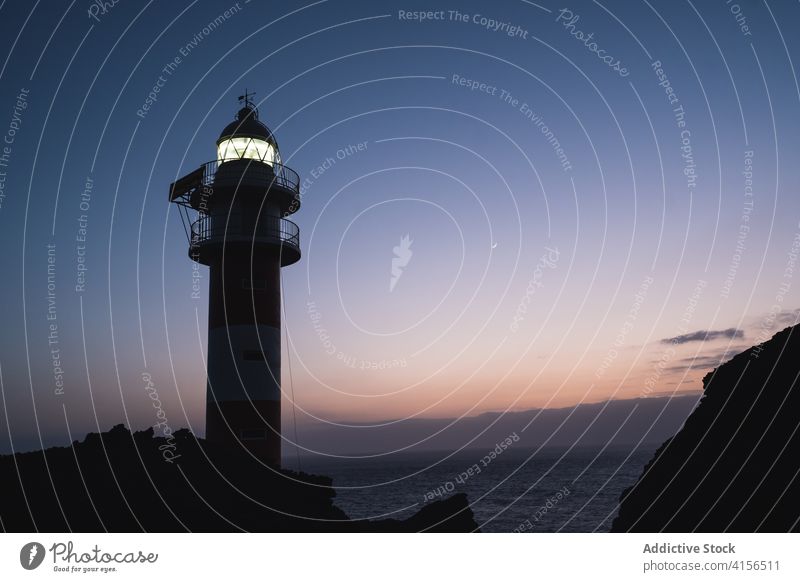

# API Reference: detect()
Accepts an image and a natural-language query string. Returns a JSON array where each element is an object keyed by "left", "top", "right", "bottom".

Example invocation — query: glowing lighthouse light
[
  {"left": 216, "top": 92, "right": 281, "bottom": 166},
  {"left": 217, "top": 135, "right": 279, "bottom": 165}
]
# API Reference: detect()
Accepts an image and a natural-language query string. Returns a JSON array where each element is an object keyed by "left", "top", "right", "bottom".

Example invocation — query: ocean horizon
[{"left": 300, "top": 444, "right": 657, "bottom": 532}]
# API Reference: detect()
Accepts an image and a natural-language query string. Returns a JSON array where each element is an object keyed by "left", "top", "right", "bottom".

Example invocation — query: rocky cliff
[
  {"left": 612, "top": 325, "right": 800, "bottom": 532},
  {"left": 0, "top": 424, "right": 478, "bottom": 532}
]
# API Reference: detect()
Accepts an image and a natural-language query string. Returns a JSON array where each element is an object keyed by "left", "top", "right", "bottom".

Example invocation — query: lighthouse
[{"left": 169, "top": 92, "right": 300, "bottom": 466}]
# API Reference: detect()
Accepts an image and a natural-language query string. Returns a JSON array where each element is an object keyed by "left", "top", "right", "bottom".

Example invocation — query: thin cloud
[
  {"left": 644, "top": 389, "right": 703, "bottom": 398},
  {"left": 659, "top": 343, "right": 752, "bottom": 374},
  {"left": 774, "top": 308, "right": 800, "bottom": 327},
  {"left": 661, "top": 328, "right": 743, "bottom": 345}
]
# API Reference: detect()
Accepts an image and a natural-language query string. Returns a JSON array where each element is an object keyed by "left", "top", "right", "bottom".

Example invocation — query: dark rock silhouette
[
  {"left": 0, "top": 425, "right": 478, "bottom": 532},
  {"left": 612, "top": 325, "right": 800, "bottom": 532}
]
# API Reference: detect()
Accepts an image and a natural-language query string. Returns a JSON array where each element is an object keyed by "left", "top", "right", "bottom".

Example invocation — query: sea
[{"left": 300, "top": 444, "right": 657, "bottom": 532}]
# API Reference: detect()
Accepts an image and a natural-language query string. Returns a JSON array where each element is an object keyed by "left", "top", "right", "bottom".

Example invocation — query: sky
[{"left": 0, "top": 0, "right": 798, "bottom": 454}]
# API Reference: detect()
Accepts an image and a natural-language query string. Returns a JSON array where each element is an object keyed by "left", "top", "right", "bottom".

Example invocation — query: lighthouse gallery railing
[
  {"left": 190, "top": 213, "right": 300, "bottom": 252},
  {"left": 200, "top": 159, "right": 300, "bottom": 195}
]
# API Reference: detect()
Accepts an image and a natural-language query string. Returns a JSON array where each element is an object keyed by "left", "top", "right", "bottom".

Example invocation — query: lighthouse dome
[{"left": 216, "top": 105, "right": 280, "bottom": 166}]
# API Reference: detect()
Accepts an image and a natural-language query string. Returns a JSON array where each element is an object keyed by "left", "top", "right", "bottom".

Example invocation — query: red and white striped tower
[{"left": 169, "top": 93, "right": 301, "bottom": 466}]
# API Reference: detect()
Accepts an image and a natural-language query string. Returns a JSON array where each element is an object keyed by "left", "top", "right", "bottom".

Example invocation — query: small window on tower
[
  {"left": 241, "top": 278, "right": 266, "bottom": 290},
  {"left": 240, "top": 428, "right": 267, "bottom": 440},
  {"left": 242, "top": 350, "right": 267, "bottom": 362}
]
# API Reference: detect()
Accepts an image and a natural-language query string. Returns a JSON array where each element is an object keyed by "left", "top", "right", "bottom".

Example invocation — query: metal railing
[
  {"left": 199, "top": 158, "right": 300, "bottom": 195},
  {"left": 190, "top": 213, "right": 300, "bottom": 251}
]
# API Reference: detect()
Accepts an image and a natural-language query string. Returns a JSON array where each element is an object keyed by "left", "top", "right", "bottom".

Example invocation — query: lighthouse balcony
[
  {"left": 171, "top": 159, "right": 301, "bottom": 215},
  {"left": 210, "top": 158, "right": 299, "bottom": 195},
  {"left": 190, "top": 214, "right": 300, "bottom": 266}
]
